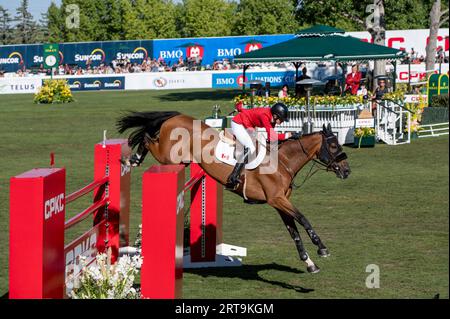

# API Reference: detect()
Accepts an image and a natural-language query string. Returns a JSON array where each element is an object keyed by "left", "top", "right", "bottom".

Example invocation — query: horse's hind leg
[
  {"left": 277, "top": 210, "right": 320, "bottom": 273},
  {"left": 270, "top": 196, "right": 330, "bottom": 258}
]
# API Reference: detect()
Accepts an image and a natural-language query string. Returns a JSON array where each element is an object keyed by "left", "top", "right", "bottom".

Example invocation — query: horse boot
[
  {"left": 129, "top": 147, "right": 148, "bottom": 167},
  {"left": 226, "top": 147, "right": 250, "bottom": 189}
]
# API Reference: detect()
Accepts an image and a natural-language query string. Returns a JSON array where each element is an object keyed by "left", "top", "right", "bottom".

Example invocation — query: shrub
[
  {"left": 430, "top": 95, "right": 449, "bottom": 108},
  {"left": 34, "top": 79, "right": 74, "bottom": 104}
]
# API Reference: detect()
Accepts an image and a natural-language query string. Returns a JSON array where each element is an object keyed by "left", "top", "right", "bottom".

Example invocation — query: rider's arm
[
  {"left": 261, "top": 115, "right": 288, "bottom": 142},
  {"left": 235, "top": 101, "right": 244, "bottom": 112}
]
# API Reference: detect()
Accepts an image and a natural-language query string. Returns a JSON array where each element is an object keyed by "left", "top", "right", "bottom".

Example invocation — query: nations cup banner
[
  {"left": 59, "top": 76, "right": 125, "bottom": 91},
  {"left": 212, "top": 71, "right": 296, "bottom": 88}
]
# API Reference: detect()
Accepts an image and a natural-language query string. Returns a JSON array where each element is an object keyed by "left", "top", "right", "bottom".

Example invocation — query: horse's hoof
[
  {"left": 317, "top": 248, "right": 330, "bottom": 258},
  {"left": 307, "top": 264, "right": 320, "bottom": 274}
]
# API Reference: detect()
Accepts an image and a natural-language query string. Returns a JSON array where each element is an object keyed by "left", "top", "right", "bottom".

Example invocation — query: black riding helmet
[{"left": 271, "top": 103, "right": 289, "bottom": 122}]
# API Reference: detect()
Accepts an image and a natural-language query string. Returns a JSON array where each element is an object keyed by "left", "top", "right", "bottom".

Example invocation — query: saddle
[
  {"left": 219, "top": 130, "right": 236, "bottom": 145},
  {"left": 215, "top": 129, "right": 267, "bottom": 170}
]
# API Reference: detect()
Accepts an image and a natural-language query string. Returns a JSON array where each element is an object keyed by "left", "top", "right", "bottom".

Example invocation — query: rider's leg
[{"left": 226, "top": 121, "right": 256, "bottom": 187}]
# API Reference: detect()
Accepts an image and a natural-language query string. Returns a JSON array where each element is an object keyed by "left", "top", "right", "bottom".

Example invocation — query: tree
[
  {"left": 425, "top": 0, "right": 449, "bottom": 72},
  {"left": 121, "top": 0, "right": 149, "bottom": 39},
  {"left": 142, "top": 0, "right": 179, "bottom": 39},
  {"left": 181, "top": 0, "right": 236, "bottom": 37},
  {"left": 294, "top": 0, "right": 364, "bottom": 31},
  {"left": 384, "top": 0, "right": 431, "bottom": 30},
  {"left": 104, "top": 0, "right": 124, "bottom": 40},
  {"left": 0, "top": 6, "right": 13, "bottom": 45},
  {"left": 233, "top": 0, "right": 298, "bottom": 35},
  {"left": 366, "top": 0, "right": 387, "bottom": 88},
  {"left": 46, "top": 2, "right": 64, "bottom": 43},
  {"left": 13, "top": 0, "right": 38, "bottom": 44}
]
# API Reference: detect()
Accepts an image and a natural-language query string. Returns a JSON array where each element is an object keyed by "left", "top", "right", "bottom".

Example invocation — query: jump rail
[{"left": 9, "top": 139, "right": 131, "bottom": 299}]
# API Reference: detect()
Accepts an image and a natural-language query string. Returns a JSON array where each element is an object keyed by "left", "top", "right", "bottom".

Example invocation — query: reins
[{"left": 290, "top": 137, "right": 328, "bottom": 190}]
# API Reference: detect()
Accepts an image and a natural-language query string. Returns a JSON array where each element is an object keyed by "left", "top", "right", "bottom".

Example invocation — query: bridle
[
  {"left": 315, "top": 132, "right": 348, "bottom": 171},
  {"left": 289, "top": 132, "right": 348, "bottom": 189}
]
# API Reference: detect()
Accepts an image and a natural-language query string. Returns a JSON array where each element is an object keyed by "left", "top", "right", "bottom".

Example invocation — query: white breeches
[{"left": 231, "top": 121, "right": 256, "bottom": 154}]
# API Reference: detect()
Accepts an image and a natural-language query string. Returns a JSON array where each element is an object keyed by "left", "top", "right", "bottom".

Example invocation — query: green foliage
[
  {"left": 233, "top": 0, "right": 298, "bottom": 35},
  {"left": 294, "top": 0, "right": 366, "bottom": 31},
  {"left": 430, "top": 94, "right": 449, "bottom": 108},
  {"left": 34, "top": 79, "right": 74, "bottom": 104},
  {"left": 46, "top": 3, "right": 64, "bottom": 43},
  {"left": 13, "top": 0, "right": 38, "bottom": 44},
  {"left": 180, "top": 0, "right": 236, "bottom": 37},
  {"left": 0, "top": 5, "right": 14, "bottom": 45}
]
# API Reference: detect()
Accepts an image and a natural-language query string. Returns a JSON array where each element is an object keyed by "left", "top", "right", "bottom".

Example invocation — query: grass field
[{"left": 0, "top": 89, "right": 448, "bottom": 299}]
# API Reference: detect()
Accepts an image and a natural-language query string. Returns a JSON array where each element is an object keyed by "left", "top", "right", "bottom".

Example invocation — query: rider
[{"left": 226, "top": 102, "right": 291, "bottom": 188}]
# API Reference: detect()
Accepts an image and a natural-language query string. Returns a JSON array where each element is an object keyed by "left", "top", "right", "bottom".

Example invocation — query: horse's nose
[{"left": 343, "top": 167, "right": 351, "bottom": 178}]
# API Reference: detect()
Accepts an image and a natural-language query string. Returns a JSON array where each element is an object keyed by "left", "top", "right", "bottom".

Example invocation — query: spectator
[
  {"left": 344, "top": 64, "right": 362, "bottom": 95},
  {"left": 296, "top": 67, "right": 310, "bottom": 96},
  {"left": 263, "top": 82, "right": 271, "bottom": 97},
  {"left": 255, "top": 83, "right": 264, "bottom": 96},
  {"left": 357, "top": 82, "right": 368, "bottom": 98},
  {"left": 371, "top": 78, "right": 388, "bottom": 115},
  {"left": 278, "top": 84, "right": 289, "bottom": 98}
]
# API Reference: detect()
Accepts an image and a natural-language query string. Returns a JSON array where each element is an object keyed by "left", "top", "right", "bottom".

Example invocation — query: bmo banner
[
  {"left": 212, "top": 71, "right": 296, "bottom": 88},
  {"left": 151, "top": 34, "right": 293, "bottom": 67},
  {"left": 59, "top": 76, "right": 125, "bottom": 91}
]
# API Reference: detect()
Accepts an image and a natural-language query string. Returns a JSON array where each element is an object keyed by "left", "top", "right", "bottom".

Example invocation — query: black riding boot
[{"left": 226, "top": 147, "right": 250, "bottom": 189}]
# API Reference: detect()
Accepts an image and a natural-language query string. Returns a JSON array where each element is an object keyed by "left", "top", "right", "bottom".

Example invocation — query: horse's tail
[{"left": 116, "top": 111, "right": 180, "bottom": 149}]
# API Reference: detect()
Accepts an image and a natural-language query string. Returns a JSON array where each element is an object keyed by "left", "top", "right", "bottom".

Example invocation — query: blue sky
[{"left": 0, "top": 0, "right": 62, "bottom": 20}]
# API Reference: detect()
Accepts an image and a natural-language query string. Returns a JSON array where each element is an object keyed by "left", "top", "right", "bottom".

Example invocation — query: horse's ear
[
  {"left": 322, "top": 124, "right": 327, "bottom": 132},
  {"left": 327, "top": 123, "right": 332, "bottom": 132}
]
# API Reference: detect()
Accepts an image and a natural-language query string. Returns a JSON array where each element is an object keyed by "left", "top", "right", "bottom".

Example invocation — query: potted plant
[{"left": 354, "top": 127, "right": 376, "bottom": 148}]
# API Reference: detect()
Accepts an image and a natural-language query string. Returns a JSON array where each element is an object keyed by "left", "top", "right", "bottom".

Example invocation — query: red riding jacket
[{"left": 232, "top": 102, "right": 287, "bottom": 142}]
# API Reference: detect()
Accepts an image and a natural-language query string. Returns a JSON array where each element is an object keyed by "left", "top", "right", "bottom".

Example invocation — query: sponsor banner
[
  {"left": 153, "top": 34, "right": 293, "bottom": 67},
  {"left": 212, "top": 71, "right": 296, "bottom": 88},
  {"left": 61, "top": 76, "right": 125, "bottom": 91},
  {"left": 404, "top": 94, "right": 428, "bottom": 103},
  {"left": 125, "top": 72, "right": 211, "bottom": 90},
  {"left": 349, "top": 29, "right": 449, "bottom": 56},
  {"left": 355, "top": 118, "right": 375, "bottom": 128},
  {"left": 0, "top": 29, "right": 448, "bottom": 73},
  {"left": 0, "top": 40, "right": 153, "bottom": 72},
  {"left": 396, "top": 63, "right": 449, "bottom": 83},
  {"left": 0, "top": 77, "right": 42, "bottom": 94}
]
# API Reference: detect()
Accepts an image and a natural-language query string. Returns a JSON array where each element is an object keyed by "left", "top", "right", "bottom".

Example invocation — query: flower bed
[
  {"left": 233, "top": 94, "right": 367, "bottom": 110},
  {"left": 354, "top": 127, "right": 376, "bottom": 148},
  {"left": 34, "top": 79, "right": 74, "bottom": 104}
]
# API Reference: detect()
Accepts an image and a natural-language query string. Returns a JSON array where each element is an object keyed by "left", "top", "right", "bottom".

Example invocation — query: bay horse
[{"left": 117, "top": 111, "right": 350, "bottom": 273}]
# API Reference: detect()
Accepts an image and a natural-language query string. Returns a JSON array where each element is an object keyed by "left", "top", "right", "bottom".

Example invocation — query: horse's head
[{"left": 317, "top": 124, "right": 351, "bottom": 179}]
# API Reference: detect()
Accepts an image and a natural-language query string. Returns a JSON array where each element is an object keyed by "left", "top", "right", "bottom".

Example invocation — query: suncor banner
[
  {"left": 57, "top": 76, "right": 125, "bottom": 91},
  {"left": 153, "top": 34, "right": 293, "bottom": 67},
  {"left": 212, "top": 71, "right": 296, "bottom": 88},
  {"left": 0, "top": 40, "right": 153, "bottom": 72}
]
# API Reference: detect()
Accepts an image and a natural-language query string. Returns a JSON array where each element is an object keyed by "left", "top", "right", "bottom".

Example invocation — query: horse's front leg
[
  {"left": 269, "top": 196, "right": 330, "bottom": 258},
  {"left": 276, "top": 210, "right": 320, "bottom": 273}
]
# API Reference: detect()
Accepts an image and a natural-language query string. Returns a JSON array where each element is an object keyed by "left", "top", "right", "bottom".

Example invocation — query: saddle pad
[{"left": 214, "top": 133, "right": 267, "bottom": 170}]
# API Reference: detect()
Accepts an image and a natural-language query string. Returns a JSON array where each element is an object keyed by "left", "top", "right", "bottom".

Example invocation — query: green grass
[{"left": 0, "top": 89, "right": 448, "bottom": 299}]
